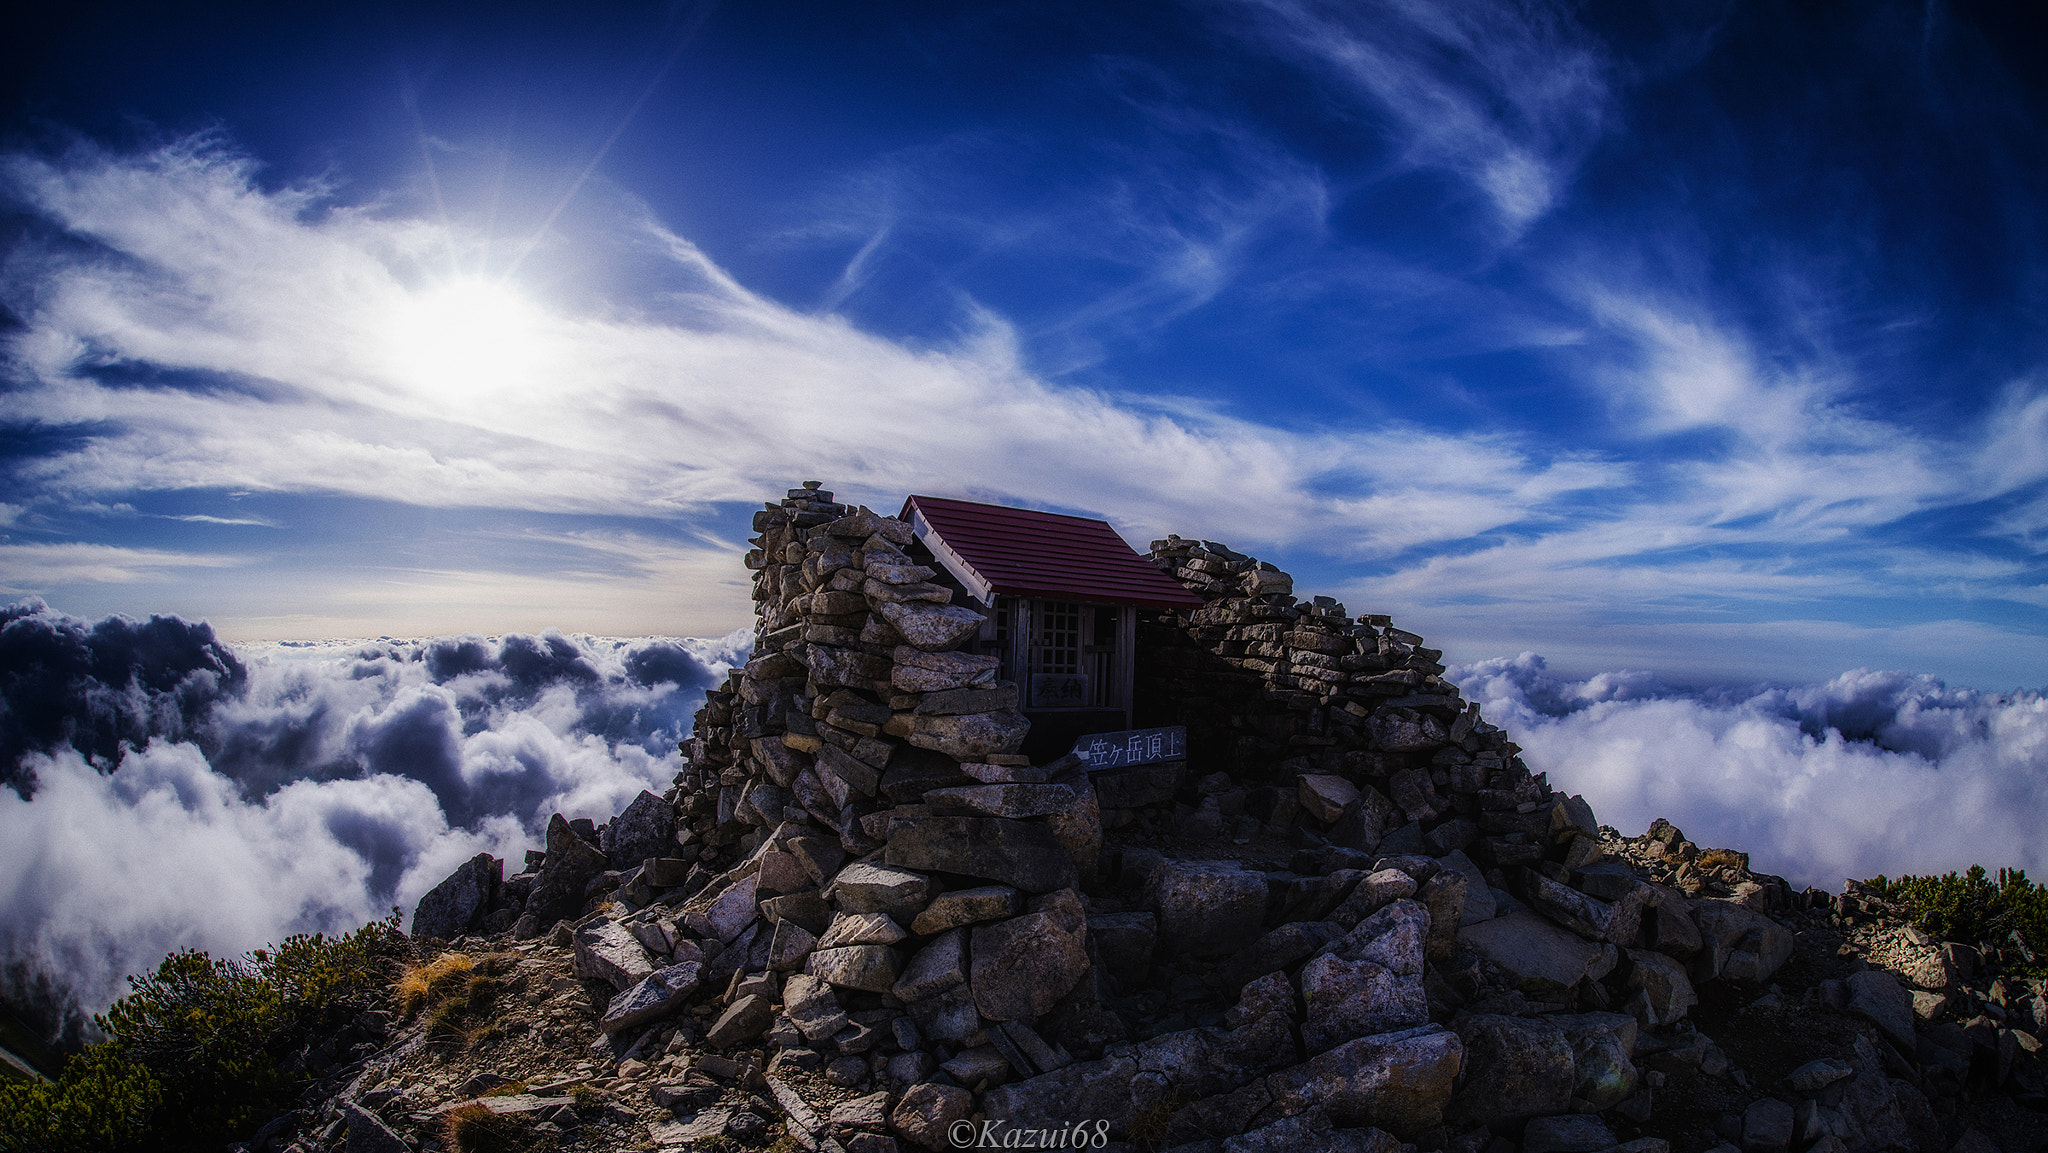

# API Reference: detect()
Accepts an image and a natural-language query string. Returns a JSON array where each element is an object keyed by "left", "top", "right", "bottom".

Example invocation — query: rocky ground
[{"left": 242, "top": 816, "right": 2045, "bottom": 1153}]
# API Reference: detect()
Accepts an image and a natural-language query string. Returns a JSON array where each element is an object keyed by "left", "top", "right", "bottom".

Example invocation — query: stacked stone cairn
[{"left": 407, "top": 481, "right": 1958, "bottom": 1153}]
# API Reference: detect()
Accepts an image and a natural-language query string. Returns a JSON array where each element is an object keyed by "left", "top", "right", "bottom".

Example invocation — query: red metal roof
[{"left": 899, "top": 495, "right": 1206, "bottom": 610}]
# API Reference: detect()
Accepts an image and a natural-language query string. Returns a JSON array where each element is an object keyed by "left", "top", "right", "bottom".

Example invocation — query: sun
[{"left": 382, "top": 276, "right": 551, "bottom": 404}]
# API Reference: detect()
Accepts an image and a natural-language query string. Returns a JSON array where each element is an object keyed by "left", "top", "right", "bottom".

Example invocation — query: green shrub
[
  {"left": 0, "top": 912, "right": 405, "bottom": 1153},
  {"left": 0, "top": 1044, "right": 162, "bottom": 1153},
  {"left": 1865, "top": 865, "right": 2048, "bottom": 975}
]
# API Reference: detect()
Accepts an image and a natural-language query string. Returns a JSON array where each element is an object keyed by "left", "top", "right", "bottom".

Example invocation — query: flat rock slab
[
  {"left": 893, "top": 928, "right": 968, "bottom": 1003},
  {"left": 706, "top": 993, "right": 776, "bottom": 1048},
  {"left": 884, "top": 816, "right": 1078, "bottom": 893},
  {"left": 910, "top": 884, "right": 1023, "bottom": 934},
  {"left": 971, "top": 890, "right": 1090, "bottom": 1021},
  {"left": 916, "top": 685, "right": 1020, "bottom": 715},
  {"left": 941, "top": 1044, "right": 1012, "bottom": 1086},
  {"left": 1447, "top": 1013, "right": 1574, "bottom": 1127},
  {"left": 1143, "top": 860, "right": 1269, "bottom": 957},
  {"left": 600, "top": 962, "right": 703, "bottom": 1033},
  {"left": 425, "top": 1093, "right": 577, "bottom": 1116},
  {"left": 891, "top": 647, "right": 999, "bottom": 692},
  {"left": 1785, "top": 1057, "right": 1854, "bottom": 1093},
  {"left": 879, "top": 601, "right": 986, "bottom": 652},
  {"left": 892, "top": 1083, "right": 974, "bottom": 1149},
  {"left": 923, "top": 783, "right": 1078, "bottom": 819},
  {"left": 907, "top": 710, "right": 1032, "bottom": 759},
  {"left": 982, "top": 1055, "right": 1141, "bottom": 1135},
  {"left": 830, "top": 862, "right": 936, "bottom": 917},
  {"left": 1300, "top": 954, "right": 1426, "bottom": 1054},
  {"left": 827, "top": 1090, "right": 895, "bottom": 1130},
  {"left": 1280, "top": 1023, "right": 1464, "bottom": 1138},
  {"left": 343, "top": 1103, "right": 410, "bottom": 1153},
  {"left": 1458, "top": 909, "right": 1609, "bottom": 993},
  {"left": 1847, "top": 968, "right": 1917, "bottom": 1050},
  {"left": 818, "top": 912, "right": 909, "bottom": 948},
  {"left": 683, "top": 873, "right": 762, "bottom": 944},
  {"left": 573, "top": 918, "right": 658, "bottom": 992},
  {"left": 651, "top": 1106, "right": 738, "bottom": 1146},
  {"left": 1297, "top": 775, "right": 1361, "bottom": 823},
  {"left": 1522, "top": 870, "right": 1648, "bottom": 946},
  {"left": 807, "top": 645, "right": 891, "bottom": 690},
  {"left": 807, "top": 944, "right": 902, "bottom": 993}
]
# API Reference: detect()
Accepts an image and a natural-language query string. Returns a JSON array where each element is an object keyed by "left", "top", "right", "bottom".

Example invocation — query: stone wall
[
  {"left": 1127, "top": 534, "right": 1576, "bottom": 884},
  {"left": 674, "top": 481, "right": 1100, "bottom": 893}
]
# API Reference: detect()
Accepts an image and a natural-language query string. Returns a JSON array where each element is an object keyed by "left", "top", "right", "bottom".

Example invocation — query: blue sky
[{"left": 4, "top": 0, "right": 2048, "bottom": 688}]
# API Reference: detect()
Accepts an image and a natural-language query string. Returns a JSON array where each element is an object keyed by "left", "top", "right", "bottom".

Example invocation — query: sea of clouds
[
  {"left": 1454, "top": 653, "right": 2048, "bottom": 894},
  {"left": 0, "top": 600, "right": 745, "bottom": 1044},
  {"left": 5, "top": 600, "right": 2046, "bottom": 1047}
]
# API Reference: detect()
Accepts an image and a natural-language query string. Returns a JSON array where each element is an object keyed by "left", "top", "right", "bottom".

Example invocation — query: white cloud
[
  {"left": 1232, "top": 0, "right": 1611, "bottom": 233},
  {"left": 202, "top": 529, "right": 757, "bottom": 643},
  {"left": 0, "top": 607, "right": 745, "bottom": 1038},
  {"left": 0, "top": 138, "right": 1625, "bottom": 556},
  {"left": 0, "top": 741, "right": 515, "bottom": 1039},
  {"left": 1454, "top": 653, "right": 2048, "bottom": 891},
  {"left": 1583, "top": 290, "right": 1953, "bottom": 533},
  {"left": 0, "top": 542, "right": 241, "bottom": 590},
  {"left": 1975, "top": 382, "right": 2048, "bottom": 497},
  {"left": 158, "top": 513, "right": 280, "bottom": 527}
]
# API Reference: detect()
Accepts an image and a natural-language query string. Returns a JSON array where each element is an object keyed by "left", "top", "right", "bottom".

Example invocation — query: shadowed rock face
[
  {"left": 969, "top": 890, "right": 1089, "bottom": 1021},
  {"left": 410, "top": 852, "right": 500, "bottom": 940},
  {"left": 1448, "top": 1014, "right": 1574, "bottom": 1127},
  {"left": 513, "top": 814, "right": 608, "bottom": 935},
  {"left": 601, "top": 790, "right": 675, "bottom": 867},
  {"left": 1143, "top": 859, "right": 1269, "bottom": 957},
  {"left": 380, "top": 482, "right": 2023, "bottom": 1153}
]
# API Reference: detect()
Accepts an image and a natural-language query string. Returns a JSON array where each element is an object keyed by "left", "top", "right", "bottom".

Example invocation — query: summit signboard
[{"left": 1068, "top": 725, "right": 1185, "bottom": 770}]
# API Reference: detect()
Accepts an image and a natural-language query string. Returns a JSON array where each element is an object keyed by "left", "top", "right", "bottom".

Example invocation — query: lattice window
[{"left": 1032, "top": 601, "right": 1082, "bottom": 675}]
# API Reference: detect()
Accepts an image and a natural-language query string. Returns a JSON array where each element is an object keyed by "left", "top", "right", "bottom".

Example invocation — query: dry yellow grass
[
  {"left": 1697, "top": 847, "right": 1751, "bottom": 873},
  {"left": 393, "top": 951, "right": 512, "bottom": 1048},
  {"left": 396, "top": 951, "right": 476, "bottom": 1018}
]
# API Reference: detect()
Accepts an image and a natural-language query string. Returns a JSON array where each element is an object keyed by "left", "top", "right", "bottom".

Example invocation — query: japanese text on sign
[{"left": 1070, "top": 725, "right": 1185, "bottom": 770}]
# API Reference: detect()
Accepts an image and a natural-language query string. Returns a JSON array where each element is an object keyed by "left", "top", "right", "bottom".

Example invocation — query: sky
[
  {"left": 4, "top": 0, "right": 2048, "bottom": 687},
  {"left": 7, "top": 0, "right": 2048, "bottom": 1041}
]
